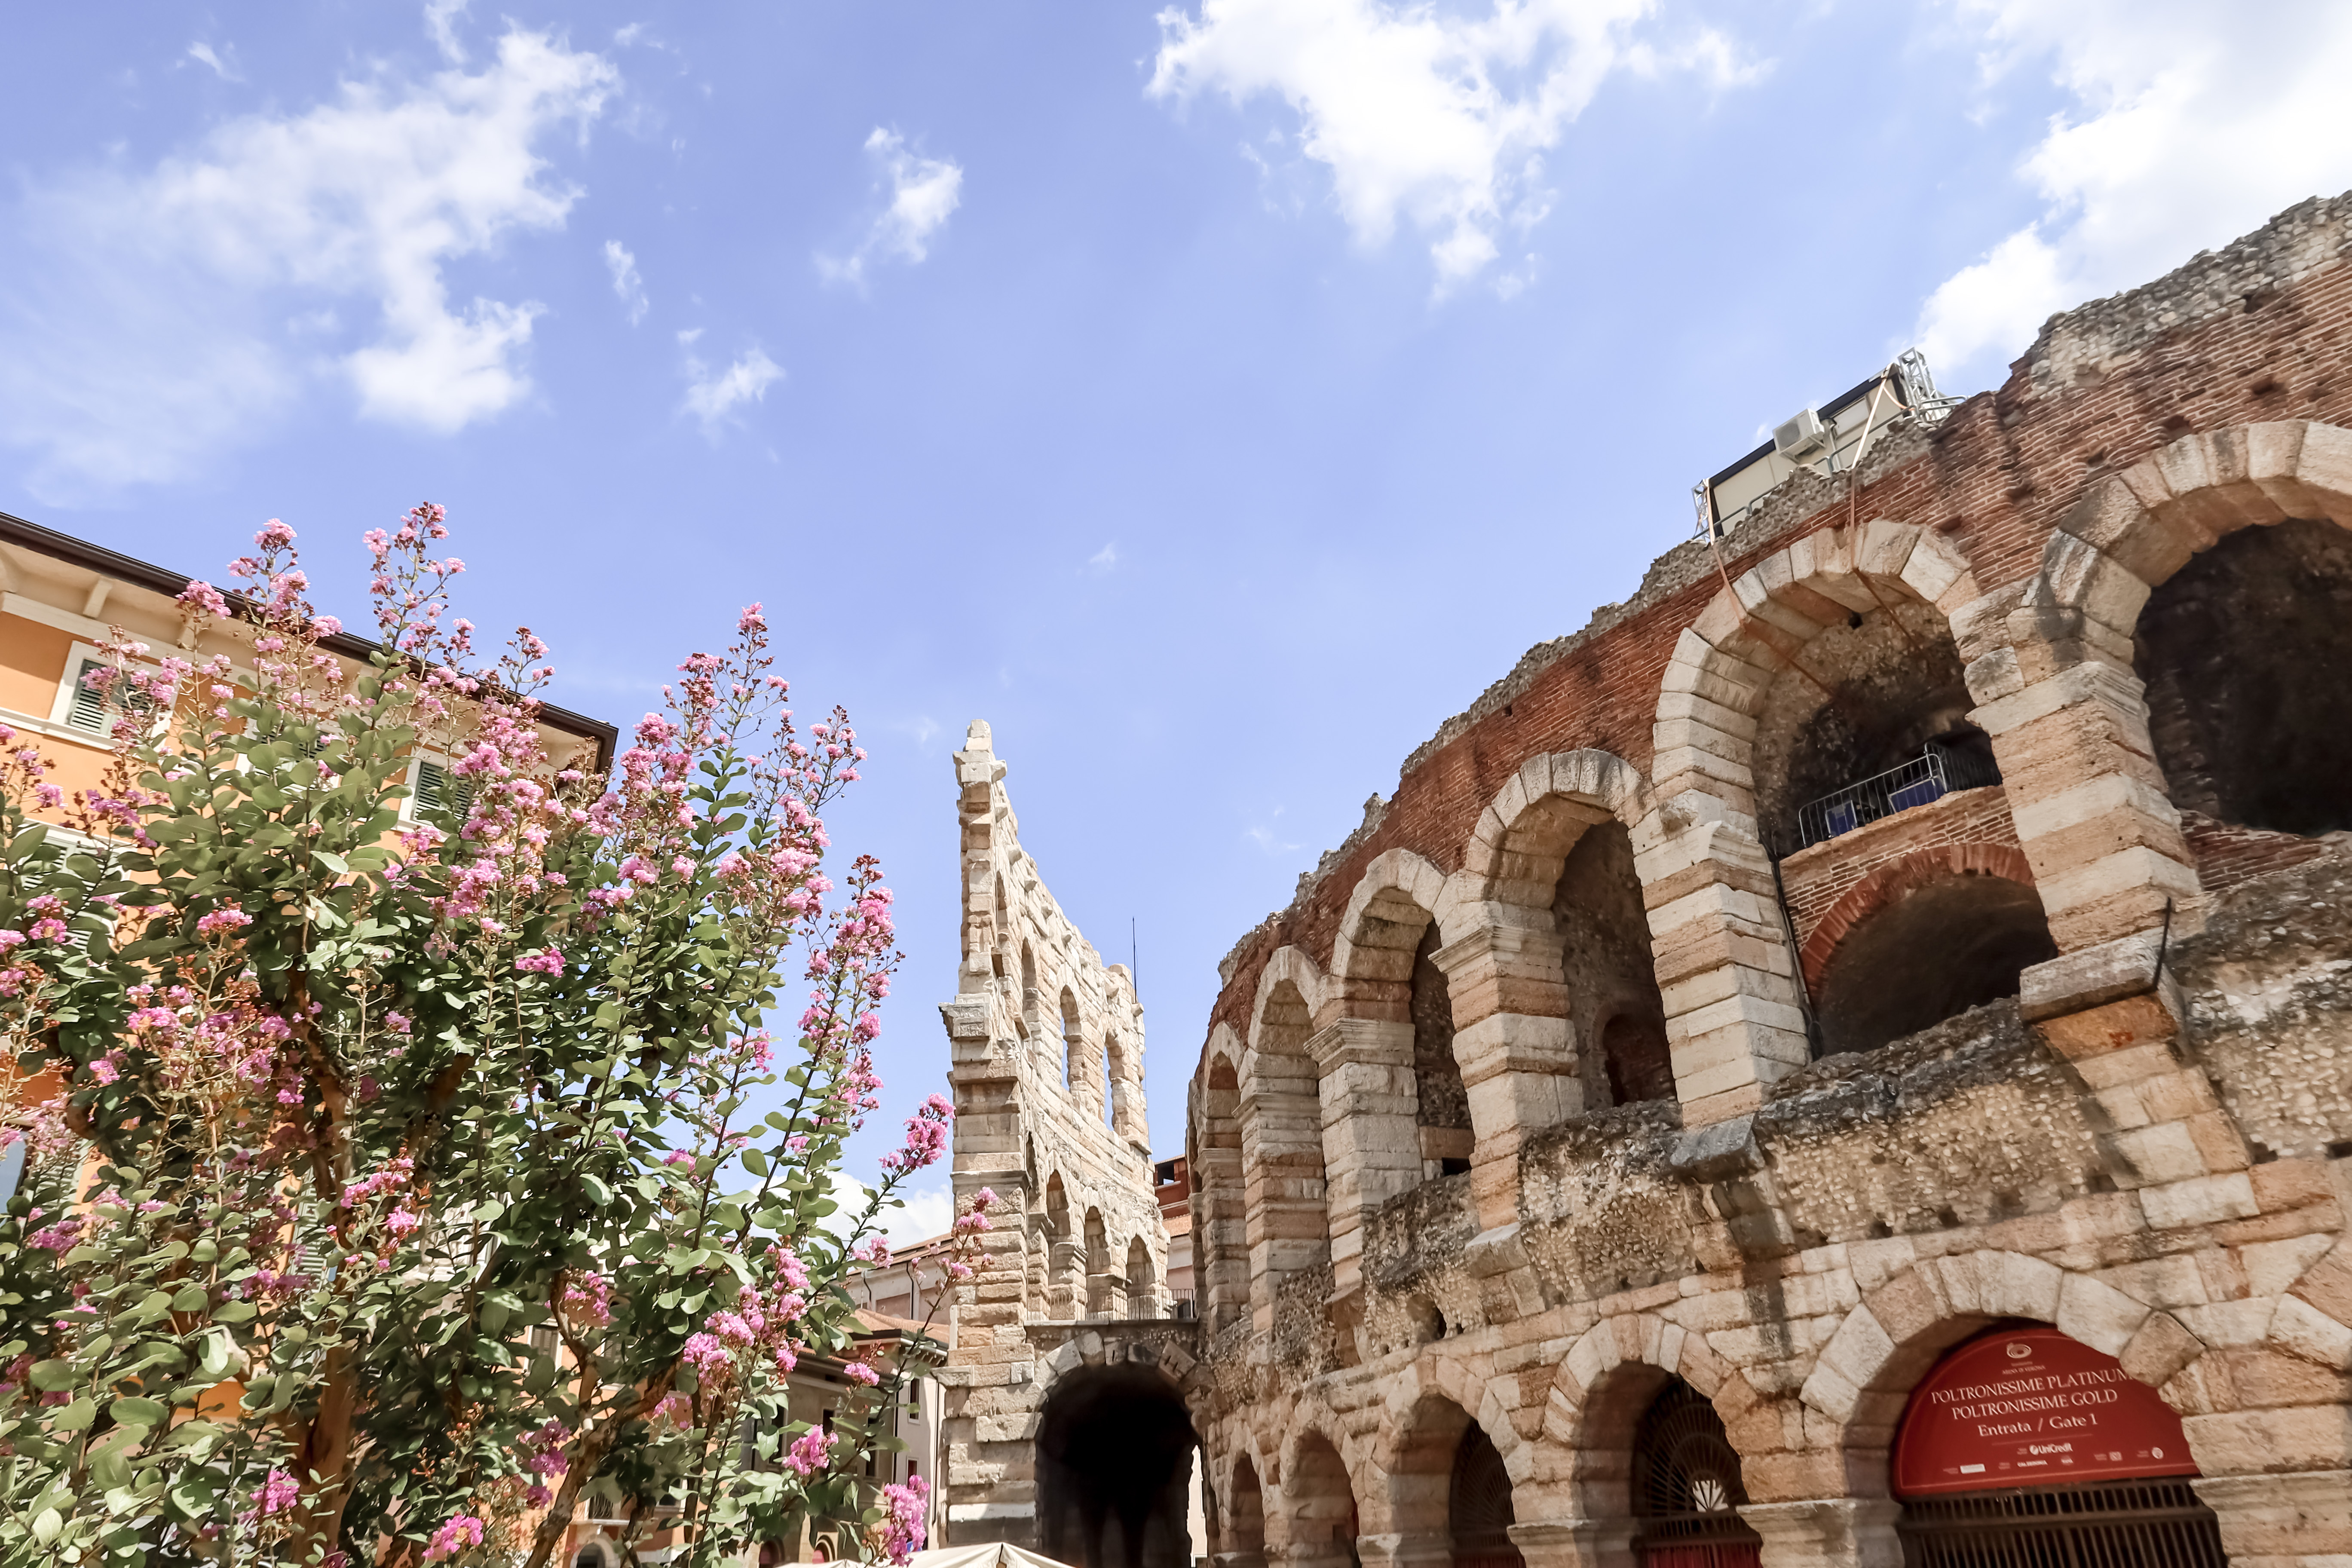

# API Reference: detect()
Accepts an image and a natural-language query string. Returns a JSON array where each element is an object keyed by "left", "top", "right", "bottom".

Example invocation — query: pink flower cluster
[
  {"left": 251, "top": 1469, "right": 300, "bottom": 1517},
  {"left": 882, "top": 1094, "right": 954, "bottom": 1178},
  {"left": 560, "top": 1270, "right": 612, "bottom": 1330},
  {"left": 422, "top": 1513, "right": 486, "bottom": 1562},
  {"left": 513, "top": 946, "right": 564, "bottom": 976},
  {"left": 784, "top": 1427, "right": 836, "bottom": 1478},
  {"left": 879, "top": 1474, "right": 931, "bottom": 1564},
  {"left": 196, "top": 906, "right": 253, "bottom": 937}
]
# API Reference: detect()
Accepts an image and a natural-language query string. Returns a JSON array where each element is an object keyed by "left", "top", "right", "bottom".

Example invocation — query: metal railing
[{"left": 1794, "top": 743, "right": 2002, "bottom": 850}]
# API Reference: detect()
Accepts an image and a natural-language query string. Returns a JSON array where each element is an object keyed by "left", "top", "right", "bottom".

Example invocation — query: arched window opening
[
  {"left": 1037, "top": 1363, "right": 1199, "bottom": 1568},
  {"left": 2137, "top": 516, "right": 2352, "bottom": 841},
  {"left": 1045, "top": 1174, "right": 1078, "bottom": 1318},
  {"left": 1225, "top": 1455, "right": 1267, "bottom": 1565},
  {"left": 1632, "top": 1379, "right": 1761, "bottom": 1568},
  {"left": 1554, "top": 821, "right": 1672, "bottom": 1108},
  {"left": 1197, "top": 1053, "right": 1247, "bottom": 1332},
  {"left": 1753, "top": 601, "right": 1998, "bottom": 853},
  {"left": 1893, "top": 1326, "right": 2224, "bottom": 1568},
  {"left": 1814, "top": 872, "right": 2056, "bottom": 1057},
  {"left": 1449, "top": 1423, "right": 1522, "bottom": 1568},
  {"left": 1061, "top": 989, "right": 1083, "bottom": 1093},
  {"left": 1411, "top": 925, "right": 1471, "bottom": 1176}
]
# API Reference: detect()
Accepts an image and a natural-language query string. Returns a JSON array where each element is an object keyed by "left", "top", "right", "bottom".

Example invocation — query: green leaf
[
  {"left": 169, "top": 1283, "right": 209, "bottom": 1312},
  {"left": 29, "top": 1359, "right": 77, "bottom": 1392},
  {"left": 31, "top": 1509, "right": 61, "bottom": 1547},
  {"left": 52, "top": 1396, "right": 96, "bottom": 1431},
  {"left": 110, "top": 1396, "right": 168, "bottom": 1429},
  {"left": 211, "top": 1300, "right": 256, "bottom": 1324}
]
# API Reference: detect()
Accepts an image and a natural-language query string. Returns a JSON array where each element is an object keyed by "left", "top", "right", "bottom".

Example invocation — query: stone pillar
[
  {"left": 1508, "top": 1520, "right": 1632, "bottom": 1568},
  {"left": 1089, "top": 1271, "right": 1127, "bottom": 1320},
  {"left": 2020, "top": 935, "right": 2255, "bottom": 1217},
  {"left": 1634, "top": 807, "right": 1809, "bottom": 1126},
  {"left": 1050, "top": 1240, "right": 1085, "bottom": 1319},
  {"left": 1737, "top": 1499, "right": 1902, "bottom": 1568},
  {"left": 2190, "top": 1471, "right": 2352, "bottom": 1568},
  {"left": 1430, "top": 924, "right": 1580, "bottom": 1241},
  {"left": 1306, "top": 1019, "right": 1422, "bottom": 1300},
  {"left": 1241, "top": 1063, "right": 1332, "bottom": 1334},
  {"left": 1354, "top": 1534, "right": 1452, "bottom": 1568},
  {"left": 1969, "top": 643, "right": 2199, "bottom": 952}
]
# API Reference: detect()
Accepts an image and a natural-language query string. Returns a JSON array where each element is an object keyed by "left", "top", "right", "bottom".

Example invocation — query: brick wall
[
  {"left": 1777, "top": 784, "right": 2027, "bottom": 951},
  {"left": 1204, "top": 192, "right": 2352, "bottom": 1059}
]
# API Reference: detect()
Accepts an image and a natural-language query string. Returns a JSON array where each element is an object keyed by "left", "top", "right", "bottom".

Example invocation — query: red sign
[{"left": 1893, "top": 1328, "right": 2199, "bottom": 1496}]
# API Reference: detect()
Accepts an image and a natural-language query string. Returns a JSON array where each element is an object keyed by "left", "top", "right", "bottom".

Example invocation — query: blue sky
[{"left": 8, "top": 0, "right": 2350, "bottom": 1240}]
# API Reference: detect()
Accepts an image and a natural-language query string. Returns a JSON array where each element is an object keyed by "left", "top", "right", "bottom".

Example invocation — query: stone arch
[
  {"left": 1800, "top": 843, "right": 2054, "bottom": 1056},
  {"left": 1193, "top": 1024, "right": 1249, "bottom": 1333},
  {"left": 1997, "top": 420, "right": 2352, "bottom": 949},
  {"left": 1328, "top": 848, "right": 1463, "bottom": 995},
  {"left": 1278, "top": 1421, "right": 1363, "bottom": 1568},
  {"left": 1647, "top": 518, "right": 1985, "bottom": 1123},
  {"left": 1796, "top": 1250, "right": 2214, "bottom": 1492},
  {"left": 1060, "top": 988, "right": 1082, "bottom": 1093},
  {"left": 1126, "top": 1234, "right": 1155, "bottom": 1308},
  {"left": 1225, "top": 1450, "right": 1268, "bottom": 1565},
  {"left": 1459, "top": 750, "right": 1656, "bottom": 908},
  {"left": 1369, "top": 1387, "right": 1533, "bottom": 1557},
  {"left": 1240, "top": 953, "right": 1330, "bottom": 1329},
  {"left": 1035, "top": 1353, "right": 1199, "bottom": 1568}
]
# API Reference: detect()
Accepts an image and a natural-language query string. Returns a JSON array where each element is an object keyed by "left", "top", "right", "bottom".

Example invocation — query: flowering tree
[{"left": 0, "top": 509, "right": 980, "bottom": 1567}]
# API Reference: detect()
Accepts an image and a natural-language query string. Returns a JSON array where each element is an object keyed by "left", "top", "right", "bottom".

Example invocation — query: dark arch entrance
[
  {"left": 1813, "top": 873, "right": 2056, "bottom": 1057},
  {"left": 1449, "top": 1423, "right": 1522, "bottom": 1568},
  {"left": 1037, "top": 1363, "right": 1198, "bottom": 1568},
  {"left": 1893, "top": 1326, "right": 2224, "bottom": 1568},
  {"left": 1632, "top": 1378, "right": 1761, "bottom": 1568}
]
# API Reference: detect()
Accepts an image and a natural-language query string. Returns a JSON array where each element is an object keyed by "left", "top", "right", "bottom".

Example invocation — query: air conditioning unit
[{"left": 1772, "top": 407, "right": 1829, "bottom": 462}]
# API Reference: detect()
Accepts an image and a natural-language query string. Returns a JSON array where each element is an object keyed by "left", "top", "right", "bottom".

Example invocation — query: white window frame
[
  {"left": 48, "top": 640, "right": 171, "bottom": 743},
  {"left": 401, "top": 752, "right": 472, "bottom": 823}
]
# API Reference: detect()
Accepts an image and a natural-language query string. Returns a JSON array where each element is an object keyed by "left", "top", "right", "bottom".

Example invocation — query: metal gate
[
  {"left": 1632, "top": 1381, "right": 1763, "bottom": 1568},
  {"left": 1450, "top": 1422, "right": 1524, "bottom": 1568},
  {"left": 1897, "top": 1478, "right": 2227, "bottom": 1568}
]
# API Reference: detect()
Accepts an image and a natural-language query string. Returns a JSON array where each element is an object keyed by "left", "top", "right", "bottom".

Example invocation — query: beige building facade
[{"left": 1173, "top": 194, "right": 2352, "bottom": 1568}]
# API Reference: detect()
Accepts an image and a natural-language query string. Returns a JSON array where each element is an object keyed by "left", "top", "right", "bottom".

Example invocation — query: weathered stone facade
[
  {"left": 1179, "top": 195, "right": 2352, "bottom": 1568},
  {"left": 936, "top": 722, "right": 1196, "bottom": 1566}
]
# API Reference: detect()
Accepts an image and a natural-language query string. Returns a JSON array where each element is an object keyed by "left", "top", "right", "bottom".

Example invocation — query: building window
[
  {"left": 50, "top": 643, "right": 158, "bottom": 738},
  {"left": 404, "top": 756, "right": 474, "bottom": 823}
]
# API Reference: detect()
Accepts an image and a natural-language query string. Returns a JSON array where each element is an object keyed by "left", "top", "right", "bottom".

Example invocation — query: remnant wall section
[{"left": 935, "top": 720, "right": 1182, "bottom": 1550}]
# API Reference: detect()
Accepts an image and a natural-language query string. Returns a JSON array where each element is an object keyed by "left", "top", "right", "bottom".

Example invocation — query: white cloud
[
  {"left": 186, "top": 42, "right": 241, "bottom": 81},
  {"left": 604, "top": 238, "right": 648, "bottom": 324},
  {"left": 1148, "top": 0, "right": 1758, "bottom": 293},
  {"left": 818, "top": 128, "right": 965, "bottom": 288},
  {"left": 425, "top": 0, "right": 471, "bottom": 63},
  {"left": 0, "top": 28, "right": 616, "bottom": 502},
  {"left": 680, "top": 341, "right": 784, "bottom": 439},
  {"left": 1917, "top": 0, "right": 2352, "bottom": 382},
  {"left": 1087, "top": 542, "right": 1119, "bottom": 573},
  {"left": 886, "top": 1181, "right": 957, "bottom": 1249}
]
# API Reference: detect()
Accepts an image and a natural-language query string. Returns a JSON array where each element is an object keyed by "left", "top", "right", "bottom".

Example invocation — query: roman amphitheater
[{"left": 940, "top": 195, "right": 2352, "bottom": 1568}]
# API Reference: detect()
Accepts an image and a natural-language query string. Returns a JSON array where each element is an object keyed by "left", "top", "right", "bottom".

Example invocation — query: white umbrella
[{"left": 903, "top": 1543, "right": 1081, "bottom": 1568}]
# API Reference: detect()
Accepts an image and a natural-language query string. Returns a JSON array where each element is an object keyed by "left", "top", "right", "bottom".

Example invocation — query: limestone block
[
  {"left": 2190, "top": 1469, "right": 2352, "bottom": 1568},
  {"left": 2269, "top": 1297, "right": 2352, "bottom": 1372},
  {"left": 2141, "top": 1172, "right": 2261, "bottom": 1230},
  {"left": 2057, "top": 1269, "right": 2153, "bottom": 1355},
  {"left": 2181, "top": 1406, "right": 2352, "bottom": 1475},
  {"left": 1857, "top": 518, "right": 1919, "bottom": 580},
  {"left": 2059, "top": 474, "right": 2195, "bottom": 583},
  {"left": 1899, "top": 529, "right": 1969, "bottom": 605}
]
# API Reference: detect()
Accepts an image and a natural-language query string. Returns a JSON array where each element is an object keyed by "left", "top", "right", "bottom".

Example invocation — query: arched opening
[
  {"left": 1449, "top": 1422, "right": 1522, "bottom": 1568},
  {"left": 1061, "top": 989, "right": 1083, "bottom": 1094},
  {"left": 1037, "top": 1364, "right": 1199, "bottom": 1568},
  {"left": 1555, "top": 821, "right": 1671, "bottom": 1108},
  {"left": 1197, "top": 1053, "right": 1248, "bottom": 1332},
  {"left": 1631, "top": 1378, "right": 1761, "bottom": 1568},
  {"left": 1813, "top": 871, "right": 2056, "bottom": 1057},
  {"left": 1411, "top": 925, "right": 1472, "bottom": 1176},
  {"left": 1126, "top": 1235, "right": 1154, "bottom": 1314},
  {"left": 1892, "top": 1326, "right": 2224, "bottom": 1568},
  {"left": 1752, "top": 600, "right": 2000, "bottom": 854},
  {"left": 1243, "top": 977, "right": 1328, "bottom": 1320},
  {"left": 1286, "top": 1432, "right": 1360, "bottom": 1568},
  {"left": 2137, "top": 516, "right": 2352, "bottom": 841},
  {"left": 1225, "top": 1454, "right": 1266, "bottom": 1565}
]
